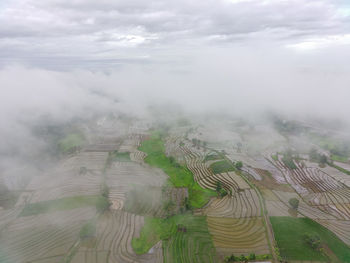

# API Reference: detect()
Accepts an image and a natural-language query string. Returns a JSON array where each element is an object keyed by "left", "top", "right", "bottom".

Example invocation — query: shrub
[
  {"left": 248, "top": 253, "right": 256, "bottom": 260},
  {"left": 235, "top": 161, "right": 243, "bottom": 170},
  {"left": 303, "top": 233, "right": 321, "bottom": 250},
  {"left": 224, "top": 254, "right": 236, "bottom": 262},
  {"left": 289, "top": 198, "right": 299, "bottom": 210},
  {"left": 96, "top": 196, "right": 110, "bottom": 214}
]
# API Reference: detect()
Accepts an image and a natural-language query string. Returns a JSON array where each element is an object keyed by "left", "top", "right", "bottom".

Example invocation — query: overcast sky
[
  {"left": 1, "top": 0, "right": 350, "bottom": 124},
  {"left": 1, "top": 0, "right": 350, "bottom": 69}
]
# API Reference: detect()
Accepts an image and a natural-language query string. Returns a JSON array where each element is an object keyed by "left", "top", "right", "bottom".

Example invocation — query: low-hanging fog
[{"left": 1, "top": 0, "right": 350, "bottom": 187}]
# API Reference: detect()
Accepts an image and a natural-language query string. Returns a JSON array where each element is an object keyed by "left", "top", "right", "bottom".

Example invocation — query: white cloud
[{"left": 287, "top": 34, "right": 350, "bottom": 50}]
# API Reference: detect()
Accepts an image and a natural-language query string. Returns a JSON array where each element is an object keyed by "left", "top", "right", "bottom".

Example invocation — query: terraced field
[
  {"left": 0, "top": 207, "right": 96, "bottom": 263},
  {"left": 72, "top": 210, "right": 162, "bottom": 263},
  {"left": 198, "top": 189, "right": 261, "bottom": 218},
  {"left": 207, "top": 216, "right": 269, "bottom": 256},
  {"left": 2, "top": 119, "right": 350, "bottom": 263},
  {"left": 271, "top": 157, "right": 350, "bottom": 220},
  {"left": 106, "top": 161, "right": 167, "bottom": 210},
  {"left": 162, "top": 216, "right": 218, "bottom": 263}
]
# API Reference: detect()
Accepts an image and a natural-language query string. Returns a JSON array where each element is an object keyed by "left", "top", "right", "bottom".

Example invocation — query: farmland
[{"left": 1, "top": 115, "right": 350, "bottom": 262}]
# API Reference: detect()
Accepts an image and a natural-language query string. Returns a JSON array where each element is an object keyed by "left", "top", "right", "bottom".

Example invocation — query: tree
[
  {"left": 248, "top": 253, "right": 256, "bottom": 260},
  {"left": 289, "top": 198, "right": 299, "bottom": 210},
  {"left": 303, "top": 233, "right": 321, "bottom": 250},
  {"left": 239, "top": 254, "right": 247, "bottom": 262},
  {"left": 224, "top": 254, "right": 236, "bottom": 262},
  {"left": 215, "top": 181, "right": 222, "bottom": 192},
  {"left": 235, "top": 161, "right": 243, "bottom": 170},
  {"left": 96, "top": 196, "right": 110, "bottom": 213},
  {"left": 169, "top": 156, "right": 175, "bottom": 164},
  {"left": 101, "top": 184, "right": 109, "bottom": 199}
]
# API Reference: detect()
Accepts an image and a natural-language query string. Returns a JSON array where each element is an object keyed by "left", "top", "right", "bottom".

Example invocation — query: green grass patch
[
  {"left": 20, "top": 195, "right": 100, "bottom": 216},
  {"left": 281, "top": 156, "right": 297, "bottom": 169},
  {"left": 271, "top": 154, "right": 278, "bottom": 161},
  {"left": 132, "top": 214, "right": 217, "bottom": 262},
  {"left": 58, "top": 133, "right": 85, "bottom": 154},
  {"left": 209, "top": 160, "right": 235, "bottom": 174},
  {"left": 270, "top": 216, "right": 350, "bottom": 262},
  {"left": 139, "top": 132, "right": 216, "bottom": 208},
  {"left": 331, "top": 154, "right": 349, "bottom": 163}
]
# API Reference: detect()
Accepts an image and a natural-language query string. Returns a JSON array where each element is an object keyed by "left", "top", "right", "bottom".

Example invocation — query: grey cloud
[{"left": 0, "top": 0, "right": 349, "bottom": 69}]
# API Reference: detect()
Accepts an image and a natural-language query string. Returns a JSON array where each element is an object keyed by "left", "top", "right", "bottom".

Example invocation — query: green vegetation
[
  {"left": 303, "top": 233, "right": 321, "bottom": 251},
  {"left": 235, "top": 161, "right": 243, "bottom": 170},
  {"left": 139, "top": 132, "right": 216, "bottom": 208},
  {"left": 162, "top": 215, "right": 217, "bottom": 263},
  {"left": 109, "top": 151, "right": 131, "bottom": 162},
  {"left": 203, "top": 153, "right": 221, "bottom": 162},
  {"left": 288, "top": 198, "right": 299, "bottom": 210},
  {"left": 20, "top": 195, "right": 100, "bottom": 216},
  {"left": 331, "top": 154, "right": 349, "bottom": 163},
  {"left": 79, "top": 220, "right": 96, "bottom": 239},
  {"left": 270, "top": 217, "right": 350, "bottom": 262},
  {"left": 224, "top": 253, "right": 270, "bottom": 262},
  {"left": 309, "top": 148, "right": 328, "bottom": 165},
  {"left": 96, "top": 195, "right": 110, "bottom": 214},
  {"left": 58, "top": 133, "right": 85, "bottom": 154},
  {"left": 133, "top": 214, "right": 216, "bottom": 256},
  {"left": 209, "top": 160, "right": 235, "bottom": 174},
  {"left": 309, "top": 133, "right": 350, "bottom": 161},
  {"left": 271, "top": 153, "right": 278, "bottom": 161},
  {"left": 215, "top": 181, "right": 228, "bottom": 198},
  {"left": 281, "top": 150, "right": 297, "bottom": 169},
  {"left": 329, "top": 162, "right": 350, "bottom": 176},
  {"left": 132, "top": 216, "right": 176, "bottom": 254}
]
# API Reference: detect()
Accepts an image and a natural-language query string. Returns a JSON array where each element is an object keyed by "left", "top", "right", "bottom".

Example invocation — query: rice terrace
[{"left": 0, "top": 114, "right": 350, "bottom": 263}]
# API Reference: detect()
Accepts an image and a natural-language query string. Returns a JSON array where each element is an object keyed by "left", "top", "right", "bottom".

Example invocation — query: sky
[
  {"left": 0, "top": 0, "right": 350, "bottom": 68},
  {"left": 1, "top": 0, "right": 350, "bottom": 118}
]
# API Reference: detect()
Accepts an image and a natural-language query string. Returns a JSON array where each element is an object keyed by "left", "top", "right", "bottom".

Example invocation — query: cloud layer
[{"left": 1, "top": 0, "right": 350, "bottom": 68}]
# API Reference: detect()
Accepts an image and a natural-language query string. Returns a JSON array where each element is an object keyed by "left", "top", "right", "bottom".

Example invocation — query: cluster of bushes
[
  {"left": 303, "top": 233, "right": 322, "bottom": 251},
  {"left": 169, "top": 156, "right": 181, "bottom": 168},
  {"left": 281, "top": 150, "right": 297, "bottom": 170},
  {"left": 309, "top": 148, "right": 327, "bottom": 165},
  {"left": 215, "top": 181, "right": 228, "bottom": 198},
  {"left": 288, "top": 198, "right": 299, "bottom": 210},
  {"left": 224, "top": 253, "right": 270, "bottom": 262}
]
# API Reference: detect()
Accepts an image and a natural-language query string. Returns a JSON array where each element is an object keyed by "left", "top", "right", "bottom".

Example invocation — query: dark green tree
[
  {"left": 235, "top": 161, "right": 243, "bottom": 170},
  {"left": 289, "top": 198, "right": 299, "bottom": 210}
]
